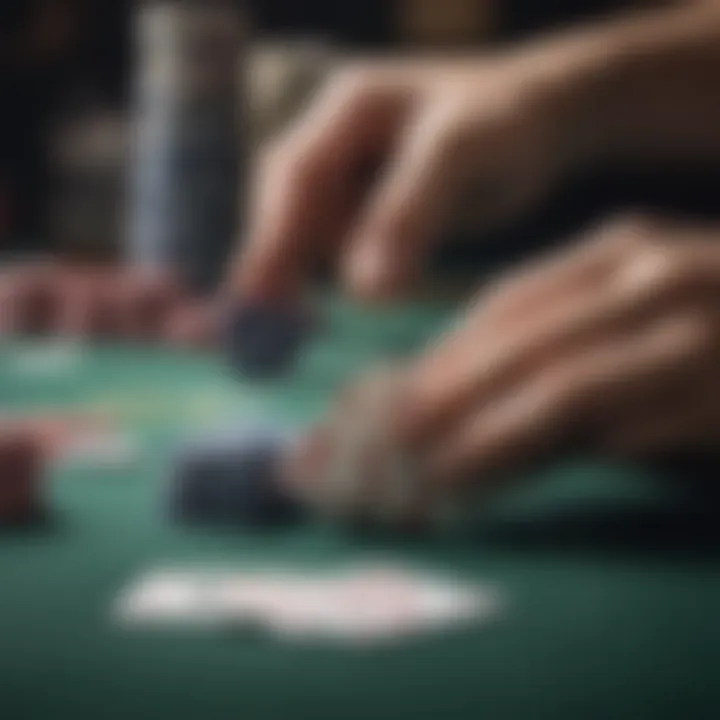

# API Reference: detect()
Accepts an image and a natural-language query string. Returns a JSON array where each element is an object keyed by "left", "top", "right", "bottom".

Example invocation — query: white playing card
[
  {"left": 113, "top": 564, "right": 503, "bottom": 643},
  {"left": 114, "top": 570, "right": 225, "bottom": 626}
]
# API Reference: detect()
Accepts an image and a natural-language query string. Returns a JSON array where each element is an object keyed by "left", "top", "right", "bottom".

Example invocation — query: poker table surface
[{"left": 1, "top": 295, "right": 719, "bottom": 720}]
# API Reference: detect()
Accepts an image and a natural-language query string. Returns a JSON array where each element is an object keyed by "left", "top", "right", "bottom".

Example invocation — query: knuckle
[
  {"left": 618, "top": 245, "right": 692, "bottom": 303},
  {"left": 433, "top": 105, "right": 475, "bottom": 158},
  {"left": 284, "top": 147, "right": 318, "bottom": 183},
  {"left": 261, "top": 135, "right": 317, "bottom": 185},
  {"left": 326, "top": 64, "right": 380, "bottom": 103},
  {"left": 259, "top": 137, "right": 292, "bottom": 176},
  {"left": 638, "top": 247, "right": 681, "bottom": 290},
  {"left": 602, "top": 212, "right": 660, "bottom": 246}
]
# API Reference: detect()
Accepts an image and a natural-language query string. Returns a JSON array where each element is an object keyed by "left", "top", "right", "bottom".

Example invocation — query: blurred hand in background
[
  {"left": 231, "top": 2, "right": 720, "bottom": 305},
  {"left": 232, "top": 53, "right": 578, "bottom": 303},
  {"left": 394, "top": 216, "right": 720, "bottom": 500},
  {"left": 294, "top": 215, "right": 720, "bottom": 524}
]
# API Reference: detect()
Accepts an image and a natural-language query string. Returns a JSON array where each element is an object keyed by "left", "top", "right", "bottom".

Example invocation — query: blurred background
[{"left": 2, "top": 0, "right": 661, "bottom": 277}]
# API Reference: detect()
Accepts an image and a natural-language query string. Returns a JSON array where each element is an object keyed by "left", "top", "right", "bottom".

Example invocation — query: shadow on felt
[
  {"left": 472, "top": 501, "right": 720, "bottom": 562},
  {"left": 0, "top": 509, "right": 65, "bottom": 536}
]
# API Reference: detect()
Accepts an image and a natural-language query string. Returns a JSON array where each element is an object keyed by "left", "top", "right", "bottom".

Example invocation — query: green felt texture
[{"left": 1, "top": 297, "right": 719, "bottom": 720}]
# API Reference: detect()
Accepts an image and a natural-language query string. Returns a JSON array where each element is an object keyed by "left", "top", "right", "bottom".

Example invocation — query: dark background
[{"left": 1, "top": 0, "right": 716, "bottom": 263}]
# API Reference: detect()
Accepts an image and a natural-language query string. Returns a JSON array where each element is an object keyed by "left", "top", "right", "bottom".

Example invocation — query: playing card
[
  {"left": 114, "top": 569, "right": 228, "bottom": 626},
  {"left": 114, "top": 564, "right": 503, "bottom": 644}
]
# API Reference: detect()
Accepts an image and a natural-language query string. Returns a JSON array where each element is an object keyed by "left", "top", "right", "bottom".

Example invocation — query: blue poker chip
[
  {"left": 167, "top": 426, "right": 304, "bottom": 527},
  {"left": 224, "top": 302, "right": 311, "bottom": 379}
]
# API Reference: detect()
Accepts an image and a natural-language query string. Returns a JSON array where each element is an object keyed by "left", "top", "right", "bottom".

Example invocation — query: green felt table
[{"left": 1, "top": 297, "right": 719, "bottom": 720}]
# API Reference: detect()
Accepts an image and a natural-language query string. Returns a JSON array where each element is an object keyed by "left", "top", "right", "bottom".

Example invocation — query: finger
[
  {"left": 404, "top": 238, "right": 715, "bottom": 447},
  {"left": 229, "top": 75, "right": 409, "bottom": 302},
  {"left": 416, "top": 215, "right": 657, "bottom": 362},
  {"left": 408, "top": 225, "right": 635, "bottom": 415},
  {"left": 281, "top": 422, "right": 336, "bottom": 498},
  {"left": 479, "top": 217, "right": 646, "bottom": 329},
  {"left": 427, "top": 314, "right": 708, "bottom": 489},
  {"left": 342, "top": 103, "right": 472, "bottom": 301},
  {"left": 403, "top": 268, "right": 639, "bottom": 446}
]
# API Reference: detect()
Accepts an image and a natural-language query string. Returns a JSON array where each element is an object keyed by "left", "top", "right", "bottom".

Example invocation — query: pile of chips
[
  {"left": 167, "top": 362, "right": 462, "bottom": 534},
  {"left": 0, "top": 262, "right": 313, "bottom": 379},
  {"left": 285, "top": 365, "right": 460, "bottom": 531},
  {"left": 0, "top": 428, "right": 44, "bottom": 525},
  {"left": 0, "top": 262, "right": 218, "bottom": 350},
  {"left": 169, "top": 425, "right": 302, "bottom": 527}
]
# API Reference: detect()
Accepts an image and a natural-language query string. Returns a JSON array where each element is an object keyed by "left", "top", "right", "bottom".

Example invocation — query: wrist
[
  {"left": 511, "top": 29, "right": 630, "bottom": 173},
  {"left": 516, "top": 5, "right": 720, "bottom": 171},
  {"left": 522, "top": 10, "right": 714, "bottom": 170}
]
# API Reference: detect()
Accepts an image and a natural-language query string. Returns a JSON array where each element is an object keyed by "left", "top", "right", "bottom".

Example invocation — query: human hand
[
  {"left": 407, "top": 215, "right": 720, "bottom": 493},
  {"left": 231, "top": 51, "right": 588, "bottom": 304},
  {"left": 288, "top": 216, "right": 720, "bottom": 526}
]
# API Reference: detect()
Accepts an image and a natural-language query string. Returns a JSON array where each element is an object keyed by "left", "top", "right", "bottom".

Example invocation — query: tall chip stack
[
  {"left": 127, "top": 0, "right": 246, "bottom": 295},
  {"left": 0, "top": 430, "right": 44, "bottom": 526}
]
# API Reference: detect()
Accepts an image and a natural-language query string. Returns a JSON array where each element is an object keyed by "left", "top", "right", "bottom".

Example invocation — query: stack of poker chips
[
  {"left": 168, "top": 425, "right": 302, "bottom": 527},
  {"left": 224, "top": 302, "right": 314, "bottom": 379},
  {"left": 168, "top": 363, "right": 462, "bottom": 533},
  {"left": 127, "top": 0, "right": 245, "bottom": 295},
  {"left": 0, "top": 264, "right": 61, "bottom": 336},
  {"left": 285, "top": 365, "right": 435, "bottom": 529},
  {"left": 0, "top": 262, "right": 192, "bottom": 344},
  {"left": 0, "top": 429, "right": 44, "bottom": 526}
]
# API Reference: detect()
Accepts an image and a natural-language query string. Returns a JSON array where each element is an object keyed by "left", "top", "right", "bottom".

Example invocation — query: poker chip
[
  {"left": 224, "top": 301, "right": 311, "bottom": 379},
  {"left": 0, "top": 263, "right": 190, "bottom": 344},
  {"left": 288, "top": 360, "right": 469, "bottom": 533},
  {"left": 295, "top": 363, "right": 430, "bottom": 529},
  {"left": 164, "top": 300, "right": 220, "bottom": 351},
  {"left": 0, "top": 429, "right": 45, "bottom": 525},
  {"left": 113, "top": 268, "right": 185, "bottom": 342},
  {"left": 57, "top": 270, "right": 121, "bottom": 340},
  {"left": 167, "top": 425, "right": 303, "bottom": 527},
  {"left": 0, "top": 264, "right": 64, "bottom": 336}
]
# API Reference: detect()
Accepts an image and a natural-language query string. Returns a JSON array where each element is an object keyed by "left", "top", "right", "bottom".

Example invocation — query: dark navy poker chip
[
  {"left": 167, "top": 425, "right": 304, "bottom": 527},
  {"left": 224, "top": 302, "right": 312, "bottom": 380}
]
